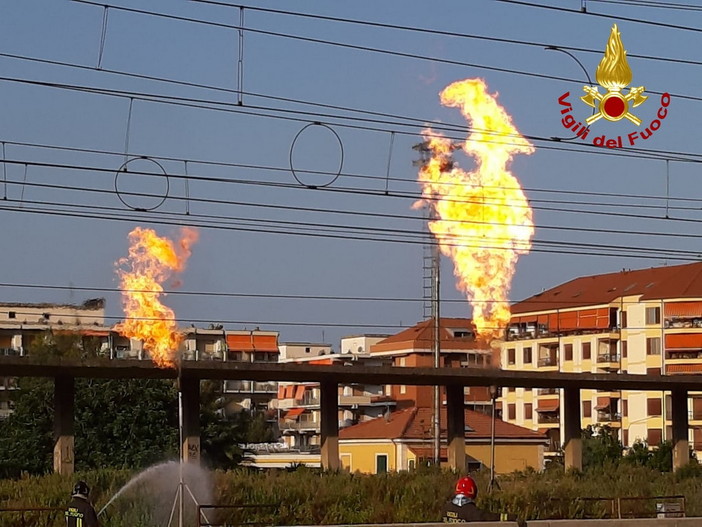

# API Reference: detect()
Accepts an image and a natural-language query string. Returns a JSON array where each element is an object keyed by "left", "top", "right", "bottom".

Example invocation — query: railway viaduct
[{"left": 0, "top": 356, "right": 697, "bottom": 475}]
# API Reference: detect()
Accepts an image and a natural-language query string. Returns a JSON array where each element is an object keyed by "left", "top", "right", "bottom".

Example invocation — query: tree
[{"left": 581, "top": 425, "right": 623, "bottom": 470}]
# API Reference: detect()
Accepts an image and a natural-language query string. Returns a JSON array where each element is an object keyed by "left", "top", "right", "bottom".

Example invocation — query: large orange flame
[
  {"left": 115, "top": 227, "right": 199, "bottom": 368},
  {"left": 417, "top": 78, "right": 534, "bottom": 345}
]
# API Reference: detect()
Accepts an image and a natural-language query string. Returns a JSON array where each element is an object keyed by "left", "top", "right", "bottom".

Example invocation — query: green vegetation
[
  {"left": 0, "top": 332, "right": 276, "bottom": 477},
  {"left": 2, "top": 464, "right": 702, "bottom": 526}
]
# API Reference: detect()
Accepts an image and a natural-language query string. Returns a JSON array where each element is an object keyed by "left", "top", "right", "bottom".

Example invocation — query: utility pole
[
  {"left": 432, "top": 236, "right": 441, "bottom": 466},
  {"left": 413, "top": 140, "right": 442, "bottom": 467}
]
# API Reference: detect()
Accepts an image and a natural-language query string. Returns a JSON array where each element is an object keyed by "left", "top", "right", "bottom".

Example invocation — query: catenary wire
[
  {"left": 0, "top": 74, "right": 698, "bottom": 169},
  {"left": 5, "top": 139, "right": 702, "bottom": 207},
  {"left": 0, "top": 281, "right": 685, "bottom": 306},
  {"left": 495, "top": 0, "right": 702, "bottom": 34},
  {"left": 1, "top": 196, "right": 700, "bottom": 262},
  {"left": 189, "top": 0, "right": 702, "bottom": 67},
  {"left": 69, "top": 0, "right": 701, "bottom": 103},
  {"left": 7, "top": 157, "right": 702, "bottom": 232},
  {"left": 0, "top": 307, "right": 683, "bottom": 333}
]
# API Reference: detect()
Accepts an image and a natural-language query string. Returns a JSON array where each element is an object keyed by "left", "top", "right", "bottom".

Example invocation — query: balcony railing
[
  {"left": 0, "top": 348, "right": 21, "bottom": 356},
  {"left": 597, "top": 354, "right": 620, "bottom": 363},
  {"left": 537, "top": 413, "right": 560, "bottom": 424},
  {"left": 667, "top": 350, "right": 702, "bottom": 360},
  {"left": 279, "top": 420, "right": 319, "bottom": 431},
  {"left": 224, "top": 380, "right": 277, "bottom": 394},
  {"left": 597, "top": 412, "right": 622, "bottom": 422},
  {"left": 538, "top": 356, "right": 558, "bottom": 367}
]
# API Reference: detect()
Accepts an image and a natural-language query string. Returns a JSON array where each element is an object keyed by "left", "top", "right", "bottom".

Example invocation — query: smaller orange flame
[
  {"left": 596, "top": 24, "right": 632, "bottom": 90},
  {"left": 115, "top": 227, "right": 199, "bottom": 368}
]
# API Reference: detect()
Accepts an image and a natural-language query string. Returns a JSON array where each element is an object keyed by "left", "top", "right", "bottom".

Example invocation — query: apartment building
[
  {"left": 370, "top": 318, "right": 493, "bottom": 412},
  {"left": 500, "top": 262, "right": 702, "bottom": 457},
  {"left": 276, "top": 335, "right": 392, "bottom": 450}
]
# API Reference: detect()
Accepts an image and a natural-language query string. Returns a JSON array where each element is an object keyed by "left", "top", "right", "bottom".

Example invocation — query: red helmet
[{"left": 455, "top": 476, "right": 477, "bottom": 499}]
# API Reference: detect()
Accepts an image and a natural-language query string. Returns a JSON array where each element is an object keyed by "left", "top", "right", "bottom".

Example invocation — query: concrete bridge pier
[
  {"left": 446, "top": 384, "right": 466, "bottom": 472},
  {"left": 563, "top": 387, "right": 582, "bottom": 471},
  {"left": 53, "top": 375, "right": 75, "bottom": 475},
  {"left": 320, "top": 380, "right": 340, "bottom": 470},
  {"left": 672, "top": 388, "right": 690, "bottom": 470}
]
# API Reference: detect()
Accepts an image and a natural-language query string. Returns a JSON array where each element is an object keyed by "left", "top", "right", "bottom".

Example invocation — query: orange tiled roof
[
  {"left": 512, "top": 262, "right": 702, "bottom": 315},
  {"left": 339, "top": 407, "right": 546, "bottom": 441},
  {"left": 371, "top": 318, "right": 489, "bottom": 353}
]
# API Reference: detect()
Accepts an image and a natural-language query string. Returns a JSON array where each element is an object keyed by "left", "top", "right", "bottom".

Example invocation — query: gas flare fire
[
  {"left": 115, "top": 227, "right": 199, "bottom": 368},
  {"left": 416, "top": 78, "right": 534, "bottom": 345}
]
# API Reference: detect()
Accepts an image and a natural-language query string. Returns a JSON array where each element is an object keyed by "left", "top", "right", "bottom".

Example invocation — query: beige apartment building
[{"left": 500, "top": 262, "right": 702, "bottom": 459}]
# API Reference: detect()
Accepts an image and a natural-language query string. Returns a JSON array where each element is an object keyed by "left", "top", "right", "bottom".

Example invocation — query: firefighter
[
  {"left": 441, "top": 476, "right": 525, "bottom": 525},
  {"left": 65, "top": 481, "right": 99, "bottom": 527}
]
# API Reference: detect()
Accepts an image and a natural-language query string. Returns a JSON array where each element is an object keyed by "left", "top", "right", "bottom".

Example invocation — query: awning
[
  {"left": 226, "top": 333, "right": 279, "bottom": 352},
  {"left": 667, "top": 364, "right": 702, "bottom": 375},
  {"left": 283, "top": 408, "right": 305, "bottom": 420},
  {"left": 666, "top": 334, "right": 702, "bottom": 350},
  {"left": 294, "top": 385, "right": 305, "bottom": 401},
  {"left": 665, "top": 302, "right": 702, "bottom": 318},
  {"left": 277, "top": 386, "right": 285, "bottom": 399},
  {"left": 536, "top": 399, "right": 559, "bottom": 412},
  {"left": 594, "top": 397, "right": 611, "bottom": 411}
]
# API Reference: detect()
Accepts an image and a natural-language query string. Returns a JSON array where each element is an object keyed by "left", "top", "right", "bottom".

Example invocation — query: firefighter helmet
[
  {"left": 455, "top": 476, "right": 477, "bottom": 499},
  {"left": 72, "top": 481, "right": 90, "bottom": 497}
]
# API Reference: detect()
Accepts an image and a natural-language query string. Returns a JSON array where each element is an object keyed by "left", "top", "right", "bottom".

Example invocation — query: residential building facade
[{"left": 500, "top": 262, "right": 702, "bottom": 458}]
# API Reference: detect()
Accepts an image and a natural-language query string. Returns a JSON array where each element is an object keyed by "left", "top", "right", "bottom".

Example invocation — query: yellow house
[{"left": 339, "top": 406, "right": 547, "bottom": 474}]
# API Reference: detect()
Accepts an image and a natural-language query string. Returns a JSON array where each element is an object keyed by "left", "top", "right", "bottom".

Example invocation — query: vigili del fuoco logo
[{"left": 557, "top": 24, "right": 670, "bottom": 149}]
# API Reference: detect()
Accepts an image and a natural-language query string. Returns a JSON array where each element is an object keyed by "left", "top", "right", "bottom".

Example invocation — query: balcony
[
  {"left": 0, "top": 348, "right": 21, "bottom": 356},
  {"left": 597, "top": 353, "right": 620, "bottom": 364},
  {"left": 537, "top": 412, "right": 560, "bottom": 424},
  {"left": 279, "top": 420, "right": 319, "bottom": 432},
  {"left": 538, "top": 356, "right": 558, "bottom": 368},
  {"left": 597, "top": 411, "right": 622, "bottom": 424},
  {"left": 224, "top": 380, "right": 277, "bottom": 394}
]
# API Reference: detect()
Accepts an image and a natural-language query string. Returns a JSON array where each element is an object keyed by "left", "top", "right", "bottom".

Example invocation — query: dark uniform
[
  {"left": 65, "top": 496, "right": 99, "bottom": 527},
  {"left": 441, "top": 495, "right": 525, "bottom": 525}
]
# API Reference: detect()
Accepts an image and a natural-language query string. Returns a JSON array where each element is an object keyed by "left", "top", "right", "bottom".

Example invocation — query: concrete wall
[{"left": 283, "top": 520, "right": 702, "bottom": 527}]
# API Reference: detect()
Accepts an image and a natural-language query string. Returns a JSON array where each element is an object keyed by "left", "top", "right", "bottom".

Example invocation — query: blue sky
[{"left": 1, "top": 0, "right": 701, "bottom": 348}]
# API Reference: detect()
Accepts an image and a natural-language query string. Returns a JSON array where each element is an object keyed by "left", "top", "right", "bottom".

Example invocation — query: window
[
  {"left": 376, "top": 454, "right": 388, "bottom": 474},
  {"left": 507, "top": 348, "right": 516, "bottom": 365},
  {"left": 622, "top": 429, "right": 629, "bottom": 446},
  {"left": 648, "top": 428, "right": 663, "bottom": 446},
  {"left": 305, "top": 347, "right": 311, "bottom": 353},
  {"left": 508, "top": 403, "right": 516, "bottom": 420},
  {"left": 524, "top": 403, "right": 533, "bottom": 420},
  {"left": 622, "top": 399, "right": 628, "bottom": 417},
  {"left": 693, "top": 398, "right": 702, "bottom": 420},
  {"left": 583, "top": 401, "right": 592, "bottom": 418},
  {"left": 621, "top": 311, "right": 628, "bottom": 328},
  {"left": 646, "top": 337, "right": 661, "bottom": 355},
  {"left": 647, "top": 367, "right": 662, "bottom": 376},
  {"left": 647, "top": 397, "right": 662, "bottom": 416},
  {"left": 622, "top": 340, "right": 628, "bottom": 359},
  {"left": 408, "top": 459, "right": 416, "bottom": 471},
  {"left": 582, "top": 342, "right": 591, "bottom": 360},
  {"left": 7, "top": 311, "right": 15, "bottom": 319},
  {"left": 400, "top": 385, "right": 407, "bottom": 395},
  {"left": 646, "top": 307, "right": 661, "bottom": 325},
  {"left": 523, "top": 347, "right": 532, "bottom": 365},
  {"left": 564, "top": 343, "right": 573, "bottom": 361}
]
